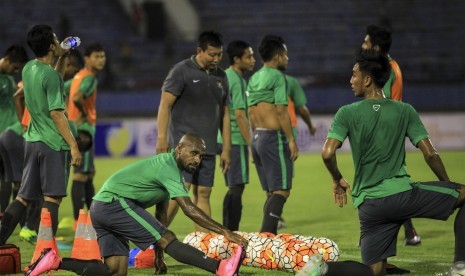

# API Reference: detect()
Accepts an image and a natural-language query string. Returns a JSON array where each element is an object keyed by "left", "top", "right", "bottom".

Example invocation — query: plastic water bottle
[{"left": 60, "top": 37, "right": 81, "bottom": 49}]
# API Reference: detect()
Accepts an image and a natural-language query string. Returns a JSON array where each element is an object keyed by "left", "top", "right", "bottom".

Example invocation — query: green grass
[{"left": 10, "top": 151, "right": 465, "bottom": 275}]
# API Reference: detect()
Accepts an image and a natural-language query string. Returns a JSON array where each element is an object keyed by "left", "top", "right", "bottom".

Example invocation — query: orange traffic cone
[
  {"left": 135, "top": 245, "right": 155, "bottom": 268},
  {"left": 71, "top": 209, "right": 87, "bottom": 259},
  {"left": 79, "top": 212, "right": 101, "bottom": 260},
  {"left": 31, "top": 208, "right": 60, "bottom": 263}
]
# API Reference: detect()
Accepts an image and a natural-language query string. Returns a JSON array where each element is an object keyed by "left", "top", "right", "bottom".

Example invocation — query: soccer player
[
  {"left": 286, "top": 74, "right": 316, "bottom": 138},
  {"left": 247, "top": 35, "right": 297, "bottom": 234},
  {"left": 218, "top": 40, "right": 255, "bottom": 231},
  {"left": 156, "top": 31, "right": 231, "bottom": 231},
  {"left": 26, "top": 133, "right": 247, "bottom": 276},
  {"left": 320, "top": 49, "right": 465, "bottom": 276},
  {"left": 0, "top": 45, "right": 28, "bottom": 216},
  {"left": 0, "top": 25, "right": 82, "bottom": 245},
  {"left": 67, "top": 43, "right": 105, "bottom": 227}
]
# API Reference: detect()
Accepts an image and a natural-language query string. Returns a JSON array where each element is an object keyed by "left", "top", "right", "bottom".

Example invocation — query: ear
[
  {"left": 373, "top": 45, "right": 381, "bottom": 52},
  {"left": 364, "top": 75, "right": 372, "bottom": 87},
  {"left": 233, "top": 56, "right": 241, "bottom": 64},
  {"left": 196, "top": 47, "right": 203, "bottom": 54}
]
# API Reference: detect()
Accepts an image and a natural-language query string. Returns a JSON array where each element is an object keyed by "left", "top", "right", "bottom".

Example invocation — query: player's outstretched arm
[
  {"left": 417, "top": 138, "right": 450, "bottom": 181},
  {"left": 175, "top": 196, "right": 248, "bottom": 247},
  {"left": 220, "top": 105, "right": 231, "bottom": 173}
]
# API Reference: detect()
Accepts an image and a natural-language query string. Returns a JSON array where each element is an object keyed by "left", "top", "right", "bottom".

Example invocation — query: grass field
[{"left": 8, "top": 150, "right": 465, "bottom": 275}]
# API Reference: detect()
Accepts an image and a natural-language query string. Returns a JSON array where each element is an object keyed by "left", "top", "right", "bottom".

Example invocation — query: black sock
[
  {"left": 222, "top": 190, "right": 231, "bottom": 228},
  {"left": 228, "top": 185, "right": 244, "bottom": 231},
  {"left": 403, "top": 219, "right": 415, "bottom": 238},
  {"left": 327, "top": 261, "right": 374, "bottom": 276},
  {"left": 43, "top": 201, "right": 59, "bottom": 236},
  {"left": 455, "top": 204, "right": 465, "bottom": 262},
  {"left": 0, "top": 199, "right": 27, "bottom": 244},
  {"left": 84, "top": 179, "right": 95, "bottom": 209},
  {"left": 71, "top": 180, "right": 86, "bottom": 220},
  {"left": 165, "top": 239, "right": 220, "bottom": 273},
  {"left": 26, "top": 199, "right": 43, "bottom": 231},
  {"left": 0, "top": 181, "right": 12, "bottom": 212},
  {"left": 60, "top": 258, "right": 110, "bottom": 275},
  {"left": 260, "top": 194, "right": 286, "bottom": 234}
]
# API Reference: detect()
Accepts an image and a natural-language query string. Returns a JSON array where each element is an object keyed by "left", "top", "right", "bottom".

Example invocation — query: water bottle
[{"left": 60, "top": 37, "right": 81, "bottom": 49}]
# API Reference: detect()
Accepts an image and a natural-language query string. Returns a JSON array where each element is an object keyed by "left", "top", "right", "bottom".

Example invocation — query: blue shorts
[
  {"left": 251, "top": 129, "right": 293, "bottom": 192},
  {"left": 358, "top": 181, "right": 460, "bottom": 265},
  {"left": 90, "top": 198, "right": 167, "bottom": 258},
  {"left": 19, "top": 141, "right": 70, "bottom": 200}
]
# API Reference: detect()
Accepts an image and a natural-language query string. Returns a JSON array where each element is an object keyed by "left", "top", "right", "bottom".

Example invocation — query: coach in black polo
[{"left": 156, "top": 31, "right": 231, "bottom": 232}]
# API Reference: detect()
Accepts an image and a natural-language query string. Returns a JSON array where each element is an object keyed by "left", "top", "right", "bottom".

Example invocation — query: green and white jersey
[
  {"left": 286, "top": 75, "right": 307, "bottom": 107},
  {"left": 93, "top": 152, "right": 190, "bottom": 209},
  {"left": 0, "top": 73, "right": 18, "bottom": 133},
  {"left": 247, "top": 67, "right": 288, "bottom": 107},
  {"left": 22, "top": 60, "right": 68, "bottom": 151},
  {"left": 218, "top": 68, "right": 248, "bottom": 145},
  {"left": 327, "top": 99, "right": 429, "bottom": 208}
]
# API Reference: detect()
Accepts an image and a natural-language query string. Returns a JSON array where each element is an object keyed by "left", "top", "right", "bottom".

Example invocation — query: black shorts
[
  {"left": 219, "top": 144, "right": 249, "bottom": 186},
  {"left": 251, "top": 129, "right": 293, "bottom": 192},
  {"left": 0, "top": 130, "right": 24, "bottom": 182},
  {"left": 18, "top": 141, "right": 71, "bottom": 200},
  {"left": 358, "top": 181, "right": 460, "bottom": 265},
  {"left": 90, "top": 198, "right": 167, "bottom": 258},
  {"left": 73, "top": 145, "right": 95, "bottom": 174},
  {"left": 183, "top": 154, "right": 216, "bottom": 187}
]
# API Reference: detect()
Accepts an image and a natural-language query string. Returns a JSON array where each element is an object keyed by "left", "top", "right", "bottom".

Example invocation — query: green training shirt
[
  {"left": 218, "top": 68, "right": 248, "bottom": 145},
  {"left": 22, "top": 60, "right": 69, "bottom": 151},
  {"left": 247, "top": 67, "right": 288, "bottom": 107},
  {"left": 93, "top": 152, "right": 190, "bottom": 209},
  {"left": 286, "top": 75, "right": 307, "bottom": 107},
  {"left": 0, "top": 73, "right": 18, "bottom": 133},
  {"left": 327, "top": 99, "right": 429, "bottom": 208}
]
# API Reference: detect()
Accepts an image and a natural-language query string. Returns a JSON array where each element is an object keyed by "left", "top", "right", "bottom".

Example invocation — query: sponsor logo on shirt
[
  {"left": 373, "top": 104, "right": 380, "bottom": 111},
  {"left": 216, "top": 81, "right": 223, "bottom": 89},
  {"left": 193, "top": 79, "right": 200, "bottom": 83}
]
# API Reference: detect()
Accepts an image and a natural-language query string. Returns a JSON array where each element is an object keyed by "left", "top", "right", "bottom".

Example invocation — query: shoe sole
[{"left": 25, "top": 248, "right": 52, "bottom": 276}]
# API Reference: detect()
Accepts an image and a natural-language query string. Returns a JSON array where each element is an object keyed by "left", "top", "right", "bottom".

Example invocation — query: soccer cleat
[
  {"left": 403, "top": 228, "right": 421, "bottom": 246},
  {"left": 296, "top": 254, "right": 328, "bottom": 276},
  {"left": 216, "top": 246, "right": 244, "bottom": 276},
  {"left": 19, "top": 226, "right": 38, "bottom": 244},
  {"left": 25, "top": 248, "right": 61, "bottom": 276}
]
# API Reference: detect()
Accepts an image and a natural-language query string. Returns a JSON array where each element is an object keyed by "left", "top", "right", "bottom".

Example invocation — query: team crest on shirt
[
  {"left": 373, "top": 104, "right": 381, "bottom": 111},
  {"left": 216, "top": 81, "right": 223, "bottom": 89}
]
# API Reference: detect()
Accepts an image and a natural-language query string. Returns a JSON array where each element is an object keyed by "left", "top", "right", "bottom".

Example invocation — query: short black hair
[
  {"left": 3, "top": 45, "right": 28, "bottom": 64},
  {"left": 366, "top": 25, "right": 392, "bottom": 53},
  {"left": 84, "top": 43, "right": 104, "bottom": 57},
  {"left": 258, "top": 35, "right": 285, "bottom": 62},
  {"left": 26, "top": 25, "right": 55, "bottom": 57},
  {"left": 355, "top": 48, "right": 391, "bottom": 88},
  {"left": 197, "top": 31, "right": 223, "bottom": 51},
  {"left": 226, "top": 40, "right": 251, "bottom": 65},
  {"left": 68, "top": 49, "right": 84, "bottom": 68}
]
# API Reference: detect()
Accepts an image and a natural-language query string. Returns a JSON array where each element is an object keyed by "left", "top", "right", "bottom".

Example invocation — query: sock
[
  {"left": 403, "top": 219, "right": 415, "bottom": 238},
  {"left": 0, "top": 181, "right": 12, "bottom": 212},
  {"left": 222, "top": 190, "right": 231, "bottom": 228},
  {"left": 26, "top": 199, "right": 43, "bottom": 231},
  {"left": 260, "top": 194, "right": 286, "bottom": 234},
  {"left": 454, "top": 203, "right": 465, "bottom": 262},
  {"left": 43, "top": 201, "right": 59, "bottom": 236},
  {"left": 0, "top": 199, "right": 27, "bottom": 244},
  {"left": 71, "top": 180, "right": 86, "bottom": 220},
  {"left": 60, "top": 258, "right": 110, "bottom": 275},
  {"left": 327, "top": 261, "right": 374, "bottom": 276},
  {"left": 84, "top": 179, "right": 95, "bottom": 209},
  {"left": 228, "top": 185, "right": 244, "bottom": 231},
  {"left": 165, "top": 239, "right": 220, "bottom": 273}
]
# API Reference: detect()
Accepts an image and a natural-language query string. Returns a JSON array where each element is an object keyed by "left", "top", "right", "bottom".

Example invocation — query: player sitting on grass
[{"left": 26, "top": 133, "right": 248, "bottom": 276}]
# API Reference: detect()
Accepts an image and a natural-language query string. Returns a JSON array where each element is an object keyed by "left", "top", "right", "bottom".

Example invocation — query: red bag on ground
[{"left": 0, "top": 244, "right": 21, "bottom": 274}]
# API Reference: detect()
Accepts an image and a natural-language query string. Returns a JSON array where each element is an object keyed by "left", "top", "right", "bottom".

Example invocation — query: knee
[
  {"left": 272, "top": 190, "right": 290, "bottom": 199},
  {"left": 197, "top": 187, "right": 212, "bottom": 200},
  {"left": 156, "top": 230, "right": 177, "bottom": 251}
]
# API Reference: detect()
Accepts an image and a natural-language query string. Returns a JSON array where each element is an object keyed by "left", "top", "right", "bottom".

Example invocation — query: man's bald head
[
  {"left": 175, "top": 133, "right": 206, "bottom": 173},
  {"left": 179, "top": 133, "right": 206, "bottom": 149}
]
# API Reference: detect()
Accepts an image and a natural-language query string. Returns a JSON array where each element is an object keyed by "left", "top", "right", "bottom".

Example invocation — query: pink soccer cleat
[
  {"left": 216, "top": 246, "right": 244, "bottom": 276},
  {"left": 25, "top": 248, "right": 61, "bottom": 276}
]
